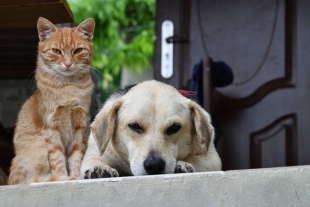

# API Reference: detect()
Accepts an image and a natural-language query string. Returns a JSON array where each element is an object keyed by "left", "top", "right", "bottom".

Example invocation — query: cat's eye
[
  {"left": 52, "top": 48, "right": 62, "bottom": 54},
  {"left": 73, "top": 48, "right": 83, "bottom": 54},
  {"left": 166, "top": 123, "right": 181, "bottom": 135},
  {"left": 128, "top": 123, "right": 144, "bottom": 134}
]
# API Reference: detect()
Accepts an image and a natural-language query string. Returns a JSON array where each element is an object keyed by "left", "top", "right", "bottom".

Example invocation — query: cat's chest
[
  {"left": 44, "top": 98, "right": 88, "bottom": 140},
  {"left": 40, "top": 84, "right": 91, "bottom": 141},
  {"left": 57, "top": 87, "right": 90, "bottom": 105},
  {"left": 44, "top": 85, "right": 91, "bottom": 114},
  {"left": 41, "top": 81, "right": 92, "bottom": 105}
]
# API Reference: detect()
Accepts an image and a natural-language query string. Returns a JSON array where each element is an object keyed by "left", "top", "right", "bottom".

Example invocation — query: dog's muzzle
[{"left": 143, "top": 156, "right": 166, "bottom": 175}]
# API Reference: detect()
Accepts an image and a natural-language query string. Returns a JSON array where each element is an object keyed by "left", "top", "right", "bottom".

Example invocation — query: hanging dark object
[
  {"left": 188, "top": 58, "right": 234, "bottom": 106},
  {"left": 210, "top": 58, "right": 234, "bottom": 88}
]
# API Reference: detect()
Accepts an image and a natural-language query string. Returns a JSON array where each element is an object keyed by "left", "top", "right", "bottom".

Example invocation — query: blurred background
[
  {"left": 1, "top": 0, "right": 309, "bottom": 182},
  {"left": 68, "top": 0, "right": 156, "bottom": 100}
]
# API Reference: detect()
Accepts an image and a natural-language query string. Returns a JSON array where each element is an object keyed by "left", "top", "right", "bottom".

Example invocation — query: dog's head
[{"left": 91, "top": 80, "right": 214, "bottom": 175}]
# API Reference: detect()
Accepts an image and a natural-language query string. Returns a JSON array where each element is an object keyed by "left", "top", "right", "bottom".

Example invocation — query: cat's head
[{"left": 37, "top": 17, "right": 95, "bottom": 77}]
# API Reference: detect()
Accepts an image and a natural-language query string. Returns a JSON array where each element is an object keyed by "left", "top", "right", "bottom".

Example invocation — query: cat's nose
[{"left": 65, "top": 63, "right": 72, "bottom": 70}]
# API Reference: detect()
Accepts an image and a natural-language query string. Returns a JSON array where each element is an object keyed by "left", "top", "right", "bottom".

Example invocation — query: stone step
[{"left": 1, "top": 166, "right": 310, "bottom": 207}]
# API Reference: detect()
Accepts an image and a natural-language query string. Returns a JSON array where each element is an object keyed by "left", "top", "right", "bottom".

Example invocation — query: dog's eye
[
  {"left": 166, "top": 123, "right": 181, "bottom": 135},
  {"left": 128, "top": 123, "right": 143, "bottom": 134}
]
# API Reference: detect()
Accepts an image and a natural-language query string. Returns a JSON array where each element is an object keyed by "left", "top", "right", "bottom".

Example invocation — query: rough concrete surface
[{"left": 1, "top": 166, "right": 310, "bottom": 207}]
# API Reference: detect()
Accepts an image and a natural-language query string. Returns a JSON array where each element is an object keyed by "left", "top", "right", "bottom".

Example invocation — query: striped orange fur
[{"left": 8, "top": 17, "right": 95, "bottom": 184}]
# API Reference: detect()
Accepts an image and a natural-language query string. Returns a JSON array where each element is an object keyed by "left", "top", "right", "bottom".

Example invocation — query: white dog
[{"left": 81, "top": 80, "right": 221, "bottom": 178}]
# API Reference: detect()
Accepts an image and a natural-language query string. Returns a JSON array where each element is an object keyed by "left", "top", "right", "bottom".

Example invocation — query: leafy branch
[{"left": 67, "top": 0, "right": 155, "bottom": 87}]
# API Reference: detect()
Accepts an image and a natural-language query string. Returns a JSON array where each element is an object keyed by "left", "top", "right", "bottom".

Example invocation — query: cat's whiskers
[
  {"left": 90, "top": 70, "right": 101, "bottom": 81},
  {"left": 22, "top": 70, "right": 36, "bottom": 88},
  {"left": 90, "top": 67, "right": 102, "bottom": 79}
]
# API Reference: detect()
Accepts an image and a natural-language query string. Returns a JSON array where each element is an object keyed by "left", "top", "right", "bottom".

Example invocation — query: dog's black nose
[{"left": 143, "top": 156, "right": 166, "bottom": 175}]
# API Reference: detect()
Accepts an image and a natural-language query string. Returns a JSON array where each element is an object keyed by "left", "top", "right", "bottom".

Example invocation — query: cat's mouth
[{"left": 56, "top": 67, "right": 77, "bottom": 77}]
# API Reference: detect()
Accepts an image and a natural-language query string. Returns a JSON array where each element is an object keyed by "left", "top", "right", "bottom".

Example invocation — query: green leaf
[{"left": 67, "top": 0, "right": 155, "bottom": 100}]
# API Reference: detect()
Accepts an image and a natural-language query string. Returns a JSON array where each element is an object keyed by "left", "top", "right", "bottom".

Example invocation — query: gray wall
[{"left": 0, "top": 80, "right": 35, "bottom": 128}]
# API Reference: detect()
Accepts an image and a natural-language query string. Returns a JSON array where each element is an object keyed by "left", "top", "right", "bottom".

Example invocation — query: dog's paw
[
  {"left": 174, "top": 161, "right": 195, "bottom": 173},
  {"left": 84, "top": 165, "right": 119, "bottom": 179}
]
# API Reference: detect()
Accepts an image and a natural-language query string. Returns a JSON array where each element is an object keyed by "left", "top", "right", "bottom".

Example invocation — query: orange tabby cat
[{"left": 8, "top": 17, "right": 95, "bottom": 184}]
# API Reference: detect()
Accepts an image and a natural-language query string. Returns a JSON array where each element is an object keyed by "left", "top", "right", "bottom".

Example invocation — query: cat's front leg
[
  {"left": 68, "top": 106, "right": 89, "bottom": 180},
  {"left": 68, "top": 127, "right": 87, "bottom": 180},
  {"left": 44, "top": 128, "right": 69, "bottom": 180}
]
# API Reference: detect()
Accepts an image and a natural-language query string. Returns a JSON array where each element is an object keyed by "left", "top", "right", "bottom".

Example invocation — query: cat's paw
[
  {"left": 174, "top": 161, "right": 195, "bottom": 173},
  {"left": 84, "top": 165, "right": 119, "bottom": 179},
  {"left": 69, "top": 176, "right": 80, "bottom": 180},
  {"left": 48, "top": 175, "right": 69, "bottom": 182}
]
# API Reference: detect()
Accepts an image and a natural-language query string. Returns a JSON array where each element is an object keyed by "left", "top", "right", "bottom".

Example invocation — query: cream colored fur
[{"left": 81, "top": 80, "right": 221, "bottom": 178}]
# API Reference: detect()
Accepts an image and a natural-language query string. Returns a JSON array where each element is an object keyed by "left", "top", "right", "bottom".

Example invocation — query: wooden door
[
  {"left": 154, "top": 0, "right": 191, "bottom": 89},
  {"left": 155, "top": 0, "right": 310, "bottom": 170}
]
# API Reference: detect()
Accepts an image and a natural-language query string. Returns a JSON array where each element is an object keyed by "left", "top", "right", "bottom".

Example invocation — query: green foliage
[{"left": 67, "top": 0, "right": 155, "bottom": 87}]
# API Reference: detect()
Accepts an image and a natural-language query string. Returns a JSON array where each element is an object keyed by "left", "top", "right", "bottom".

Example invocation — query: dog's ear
[
  {"left": 188, "top": 101, "right": 214, "bottom": 155},
  {"left": 91, "top": 100, "right": 122, "bottom": 155}
]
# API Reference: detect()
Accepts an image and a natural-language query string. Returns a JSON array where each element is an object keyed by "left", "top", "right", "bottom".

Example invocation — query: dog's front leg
[
  {"left": 179, "top": 148, "right": 222, "bottom": 172},
  {"left": 81, "top": 137, "right": 119, "bottom": 179},
  {"left": 83, "top": 163, "right": 119, "bottom": 179},
  {"left": 174, "top": 160, "right": 196, "bottom": 173},
  {"left": 81, "top": 152, "right": 119, "bottom": 179}
]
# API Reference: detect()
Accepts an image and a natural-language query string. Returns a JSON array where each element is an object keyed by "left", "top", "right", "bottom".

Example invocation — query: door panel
[
  {"left": 191, "top": 0, "right": 299, "bottom": 170},
  {"left": 261, "top": 130, "right": 286, "bottom": 168},
  {"left": 251, "top": 113, "right": 297, "bottom": 168},
  {"left": 198, "top": 0, "right": 287, "bottom": 98},
  {"left": 154, "top": 0, "right": 310, "bottom": 170},
  {"left": 296, "top": 0, "right": 310, "bottom": 165}
]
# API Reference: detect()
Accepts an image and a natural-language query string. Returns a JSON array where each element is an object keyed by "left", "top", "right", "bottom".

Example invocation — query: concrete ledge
[{"left": 1, "top": 166, "right": 310, "bottom": 207}]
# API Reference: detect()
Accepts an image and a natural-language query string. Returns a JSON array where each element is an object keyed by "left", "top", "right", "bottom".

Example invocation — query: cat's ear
[
  {"left": 75, "top": 18, "right": 95, "bottom": 41},
  {"left": 37, "top": 17, "right": 57, "bottom": 42}
]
